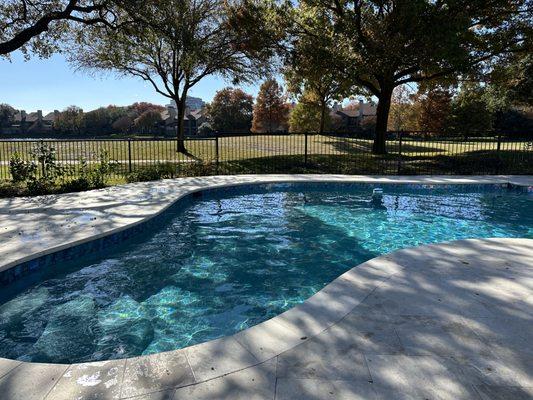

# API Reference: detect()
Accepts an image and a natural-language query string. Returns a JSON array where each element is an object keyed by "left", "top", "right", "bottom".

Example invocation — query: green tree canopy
[
  {"left": 486, "top": 53, "right": 533, "bottom": 112},
  {"left": 207, "top": 87, "right": 254, "bottom": 133},
  {"left": 449, "top": 83, "right": 493, "bottom": 136},
  {"left": 54, "top": 105, "right": 84, "bottom": 134},
  {"left": 289, "top": 91, "right": 330, "bottom": 132},
  {"left": 283, "top": 3, "right": 350, "bottom": 133},
  {"left": 134, "top": 109, "right": 163, "bottom": 133}
]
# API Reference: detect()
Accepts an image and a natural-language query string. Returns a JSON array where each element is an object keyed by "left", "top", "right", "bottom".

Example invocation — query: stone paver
[
  {"left": 120, "top": 351, "right": 195, "bottom": 398},
  {"left": 47, "top": 359, "right": 126, "bottom": 400},
  {"left": 0, "top": 176, "right": 531, "bottom": 399},
  {"left": 365, "top": 354, "right": 480, "bottom": 399},
  {"left": 275, "top": 378, "right": 378, "bottom": 400},
  {"left": 173, "top": 359, "right": 276, "bottom": 400},
  {"left": 184, "top": 336, "right": 259, "bottom": 381},
  {"left": 0, "top": 358, "right": 21, "bottom": 380},
  {"left": 0, "top": 362, "right": 69, "bottom": 400},
  {"left": 474, "top": 384, "right": 533, "bottom": 400}
]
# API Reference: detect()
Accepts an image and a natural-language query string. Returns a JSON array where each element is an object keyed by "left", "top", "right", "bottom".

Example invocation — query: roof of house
[
  {"left": 336, "top": 109, "right": 359, "bottom": 118},
  {"left": 189, "top": 109, "right": 204, "bottom": 119},
  {"left": 13, "top": 111, "right": 23, "bottom": 122},
  {"left": 161, "top": 108, "right": 205, "bottom": 123},
  {"left": 160, "top": 109, "right": 174, "bottom": 121},
  {"left": 336, "top": 103, "right": 377, "bottom": 118},
  {"left": 25, "top": 112, "right": 40, "bottom": 122},
  {"left": 42, "top": 112, "right": 57, "bottom": 122}
]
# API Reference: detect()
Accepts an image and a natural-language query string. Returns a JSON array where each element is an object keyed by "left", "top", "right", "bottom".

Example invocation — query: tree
[
  {"left": 289, "top": 92, "right": 329, "bottom": 132},
  {"left": 207, "top": 87, "right": 254, "bottom": 132},
  {"left": 489, "top": 53, "right": 533, "bottom": 109},
  {"left": 252, "top": 79, "right": 289, "bottom": 133},
  {"left": 54, "top": 106, "right": 84, "bottom": 134},
  {"left": 415, "top": 86, "right": 453, "bottom": 133},
  {"left": 112, "top": 115, "right": 133, "bottom": 133},
  {"left": 388, "top": 85, "right": 417, "bottom": 132},
  {"left": 286, "top": 0, "right": 531, "bottom": 153},
  {"left": 449, "top": 84, "right": 493, "bottom": 137},
  {"left": 0, "top": 103, "right": 17, "bottom": 129},
  {"left": 82, "top": 107, "right": 113, "bottom": 135},
  {"left": 134, "top": 109, "right": 162, "bottom": 133},
  {"left": 71, "top": 0, "right": 266, "bottom": 153},
  {"left": 283, "top": 3, "right": 349, "bottom": 134},
  {"left": 0, "top": 0, "right": 132, "bottom": 58},
  {"left": 130, "top": 102, "right": 164, "bottom": 115}
]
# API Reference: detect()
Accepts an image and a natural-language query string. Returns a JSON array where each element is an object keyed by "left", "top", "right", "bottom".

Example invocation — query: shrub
[
  {"left": 178, "top": 161, "right": 216, "bottom": 177},
  {"left": 9, "top": 152, "right": 36, "bottom": 183},
  {"left": 27, "top": 178, "right": 57, "bottom": 196},
  {"left": 59, "top": 176, "right": 92, "bottom": 192},
  {"left": 7, "top": 145, "right": 119, "bottom": 196},
  {"left": 29, "top": 142, "right": 66, "bottom": 183},
  {"left": 88, "top": 151, "right": 120, "bottom": 188},
  {"left": 60, "top": 151, "right": 119, "bottom": 191},
  {"left": 126, "top": 162, "right": 177, "bottom": 182}
]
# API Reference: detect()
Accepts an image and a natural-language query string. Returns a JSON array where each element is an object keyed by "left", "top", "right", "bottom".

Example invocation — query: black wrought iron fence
[{"left": 0, "top": 131, "right": 532, "bottom": 181}]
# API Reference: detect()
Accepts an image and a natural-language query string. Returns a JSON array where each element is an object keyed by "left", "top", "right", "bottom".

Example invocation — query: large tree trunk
[
  {"left": 319, "top": 100, "right": 326, "bottom": 134},
  {"left": 372, "top": 87, "right": 393, "bottom": 154},
  {"left": 175, "top": 96, "right": 187, "bottom": 153}
]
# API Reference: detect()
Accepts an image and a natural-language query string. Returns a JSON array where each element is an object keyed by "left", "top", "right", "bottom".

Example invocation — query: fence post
[
  {"left": 397, "top": 130, "right": 403, "bottom": 174},
  {"left": 215, "top": 133, "right": 219, "bottom": 172},
  {"left": 304, "top": 132, "right": 308, "bottom": 166},
  {"left": 127, "top": 139, "right": 132, "bottom": 173},
  {"left": 496, "top": 132, "right": 502, "bottom": 174}
]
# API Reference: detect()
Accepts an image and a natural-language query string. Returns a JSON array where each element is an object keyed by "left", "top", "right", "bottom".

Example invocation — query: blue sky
[{"left": 0, "top": 52, "right": 261, "bottom": 113}]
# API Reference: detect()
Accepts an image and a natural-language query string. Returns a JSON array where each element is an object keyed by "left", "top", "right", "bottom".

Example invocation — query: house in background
[
  {"left": 331, "top": 100, "right": 377, "bottom": 133},
  {"left": 2, "top": 110, "right": 59, "bottom": 134},
  {"left": 160, "top": 104, "right": 207, "bottom": 136}
]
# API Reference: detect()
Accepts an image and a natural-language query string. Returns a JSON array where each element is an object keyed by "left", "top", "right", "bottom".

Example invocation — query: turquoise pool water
[{"left": 0, "top": 183, "right": 531, "bottom": 363}]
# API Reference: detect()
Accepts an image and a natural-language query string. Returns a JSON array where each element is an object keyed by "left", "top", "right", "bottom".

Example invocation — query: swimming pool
[{"left": 0, "top": 182, "right": 531, "bottom": 363}]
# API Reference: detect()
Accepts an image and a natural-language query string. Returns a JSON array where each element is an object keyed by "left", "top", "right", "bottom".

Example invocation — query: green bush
[
  {"left": 126, "top": 162, "right": 177, "bottom": 182},
  {"left": 7, "top": 145, "right": 120, "bottom": 196},
  {"left": 27, "top": 178, "right": 57, "bottom": 196},
  {"left": 90, "top": 151, "right": 120, "bottom": 187},
  {"left": 28, "top": 142, "right": 66, "bottom": 184},
  {"left": 9, "top": 152, "right": 37, "bottom": 183},
  {"left": 59, "top": 176, "right": 92, "bottom": 192},
  {"left": 177, "top": 161, "right": 216, "bottom": 176}
]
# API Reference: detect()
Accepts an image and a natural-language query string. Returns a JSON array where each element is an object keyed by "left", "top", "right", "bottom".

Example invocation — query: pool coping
[{"left": 0, "top": 175, "right": 532, "bottom": 399}]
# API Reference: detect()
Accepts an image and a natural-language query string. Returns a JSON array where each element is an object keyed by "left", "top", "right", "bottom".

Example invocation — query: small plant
[
  {"left": 178, "top": 160, "right": 216, "bottom": 177},
  {"left": 28, "top": 142, "right": 65, "bottom": 183},
  {"left": 9, "top": 152, "right": 37, "bottom": 183},
  {"left": 60, "top": 151, "right": 120, "bottom": 192},
  {"left": 90, "top": 150, "right": 120, "bottom": 188}
]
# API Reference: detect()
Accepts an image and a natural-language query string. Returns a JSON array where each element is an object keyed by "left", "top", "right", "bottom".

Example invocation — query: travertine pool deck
[{"left": 0, "top": 175, "right": 532, "bottom": 399}]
